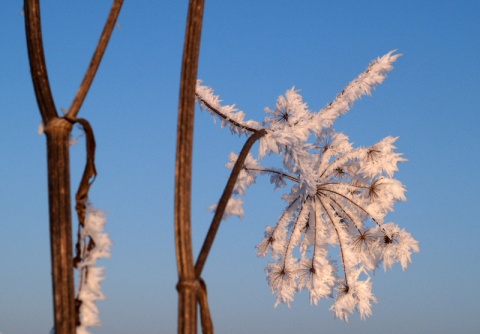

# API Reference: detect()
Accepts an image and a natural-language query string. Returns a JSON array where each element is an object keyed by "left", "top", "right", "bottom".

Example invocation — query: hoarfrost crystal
[{"left": 76, "top": 205, "right": 112, "bottom": 333}]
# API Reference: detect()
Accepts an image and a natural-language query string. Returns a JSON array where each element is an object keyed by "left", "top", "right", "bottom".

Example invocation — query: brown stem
[
  {"left": 175, "top": 0, "right": 205, "bottom": 333},
  {"left": 318, "top": 187, "right": 381, "bottom": 227},
  {"left": 25, "top": 1, "right": 76, "bottom": 332},
  {"left": 322, "top": 194, "right": 362, "bottom": 233},
  {"left": 195, "top": 129, "right": 267, "bottom": 277},
  {"left": 317, "top": 195, "right": 349, "bottom": 285},
  {"left": 196, "top": 93, "right": 259, "bottom": 133},
  {"left": 45, "top": 118, "right": 76, "bottom": 334},
  {"left": 244, "top": 166, "right": 299, "bottom": 183},
  {"left": 281, "top": 203, "right": 308, "bottom": 266},
  {"left": 67, "top": 0, "right": 124, "bottom": 118},
  {"left": 259, "top": 196, "right": 301, "bottom": 256},
  {"left": 311, "top": 198, "right": 318, "bottom": 266},
  {"left": 198, "top": 278, "right": 214, "bottom": 334},
  {"left": 321, "top": 181, "right": 369, "bottom": 190},
  {"left": 24, "top": 0, "right": 57, "bottom": 123}
]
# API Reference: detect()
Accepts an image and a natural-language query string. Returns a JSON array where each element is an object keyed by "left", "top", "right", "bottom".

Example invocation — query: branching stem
[
  {"left": 324, "top": 195, "right": 363, "bottom": 233},
  {"left": 318, "top": 187, "right": 381, "bottom": 227}
]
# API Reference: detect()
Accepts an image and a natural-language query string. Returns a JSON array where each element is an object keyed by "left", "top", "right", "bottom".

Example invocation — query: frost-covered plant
[
  {"left": 196, "top": 51, "right": 418, "bottom": 321},
  {"left": 75, "top": 205, "right": 112, "bottom": 333}
]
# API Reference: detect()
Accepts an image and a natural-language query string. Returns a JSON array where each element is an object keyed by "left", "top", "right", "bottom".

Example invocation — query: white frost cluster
[
  {"left": 76, "top": 205, "right": 112, "bottom": 333},
  {"left": 197, "top": 51, "right": 419, "bottom": 320}
]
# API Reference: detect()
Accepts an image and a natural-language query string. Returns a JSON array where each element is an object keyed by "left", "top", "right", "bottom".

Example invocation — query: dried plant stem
[
  {"left": 24, "top": 0, "right": 56, "bottom": 123},
  {"left": 175, "top": 0, "right": 205, "bottom": 333},
  {"left": 67, "top": 0, "right": 124, "bottom": 118},
  {"left": 198, "top": 278, "right": 214, "bottom": 334},
  {"left": 195, "top": 129, "right": 267, "bottom": 278},
  {"left": 24, "top": 1, "right": 75, "bottom": 331},
  {"left": 281, "top": 204, "right": 307, "bottom": 266},
  {"left": 318, "top": 196, "right": 349, "bottom": 284},
  {"left": 196, "top": 93, "right": 259, "bottom": 133},
  {"left": 244, "top": 167, "right": 299, "bottom": 182},
  {"left": 320, "top": 188, "right": 381, "bottom": 227},
  {"left": 45, "top": 118, "right": 76, "bottom": 334}
]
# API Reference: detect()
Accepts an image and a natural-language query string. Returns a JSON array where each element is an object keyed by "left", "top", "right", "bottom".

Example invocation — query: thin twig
[
  {"left": 245, "top": 166, "right": 299, "bottom": 183},
  {"left": 195, "top": 129, "right": 267, "bottom": 277},
  {"left": 281, "top": 204, "right": 308, "bottom": 266},
  {"left": 323, "top": 195, "right": 363, "bottom": 233},
  {"left": 318, "top": 195, "right": 349, "bottom": 285},
  {"left": 197, "top": 278, "right": 214, "bottom": 334},
  {"left": 318, "top": 187, "right": 381, "bottom": 227},
  {"left": 67, "top": 0, "right": 124, "bottom": 118},
  {"left": 196, "top": 93, "right": 259, "bottom": 133}
]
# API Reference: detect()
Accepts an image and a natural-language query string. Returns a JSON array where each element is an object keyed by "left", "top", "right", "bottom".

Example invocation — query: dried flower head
[{"left": 197, "top": 50, "right": 418, "bottom": 320}]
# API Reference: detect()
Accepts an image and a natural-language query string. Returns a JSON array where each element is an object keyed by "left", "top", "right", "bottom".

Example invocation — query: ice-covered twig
[
  {"left": 316, "top": 50, "right": 401, "bottom": 129},
  {"left": 196, "top": 80, "right": 262, "bottom": 135}
]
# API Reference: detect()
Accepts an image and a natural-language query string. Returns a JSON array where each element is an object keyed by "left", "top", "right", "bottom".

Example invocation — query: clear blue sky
[{"left": 1, "top": 1, "right": 479, "bottom": 333}]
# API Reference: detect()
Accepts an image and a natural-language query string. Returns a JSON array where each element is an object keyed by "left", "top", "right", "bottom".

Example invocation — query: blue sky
[{"left": 1, "top": 1, "right": 479, "bottom": 333}]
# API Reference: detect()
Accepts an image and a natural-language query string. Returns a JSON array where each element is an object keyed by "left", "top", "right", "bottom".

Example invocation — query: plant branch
[
  {"left": 245, "top": 166, "right": 299, "bottom": 183},
  {"left": 281, "top": 204, "right": 307, "bottom": 266},
  {"left": 325, "top": 195, "right": 363, "bottom": 233},
  {"left": 318, "top": 187, "right": 381, "bottom": 227},
  {"left": 24, "top": 0, "right": 57, "bottom": 123},
  {"left": 318, "top": 195, "right": 349, "bottom": 284},
  {"left": 197, "top": 278, "right": 214, "bottom": 334},
  {"left": 257, "top": 196, "right": 301, "bottom": 257},
  {"left": 196, "top": 93, "right": 260, "bottom": 133},
  {"left": 195, "top": 129, "right": 267, "bottom": 277},
  {"left": 67, "top": 0, "right": 124, "bottom": 118}
]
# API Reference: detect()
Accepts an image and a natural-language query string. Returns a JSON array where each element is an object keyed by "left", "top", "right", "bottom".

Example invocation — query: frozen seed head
[
  {"left": 352, "top": 230, "right": 375, "bottom": 253},
  {"left": 200, "top": 50, "right": 417, "bottom": 320}
]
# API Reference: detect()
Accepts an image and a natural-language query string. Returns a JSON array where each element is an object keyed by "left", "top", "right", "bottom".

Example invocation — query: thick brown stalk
[
  {"left": 45, "top": 118, "right": 76, "bottom": 334},
  {"left": 24, "top": 1, "right": 76, "bottom": 332},
  {"left": 174, "top": 0, "right": 205, "bottom": 333},
  {"left": 195, "top": 129, "right": 267, "bottom": 277}
]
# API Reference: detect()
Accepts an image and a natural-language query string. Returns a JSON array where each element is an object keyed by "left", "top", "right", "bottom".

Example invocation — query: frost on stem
[
  {"left": 196, "top": 80, "right": 262, "bottom": 136},
  {"left": 75, "top": 205, "right": 112, "bottom": 333},
  {"left": 198, "top": 50, "right": 418, "bottom": 320}
]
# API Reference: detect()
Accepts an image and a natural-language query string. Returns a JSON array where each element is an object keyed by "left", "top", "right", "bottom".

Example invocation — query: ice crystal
[{"left": 75, "top": 205, "right": 112, "bottom": 333}]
